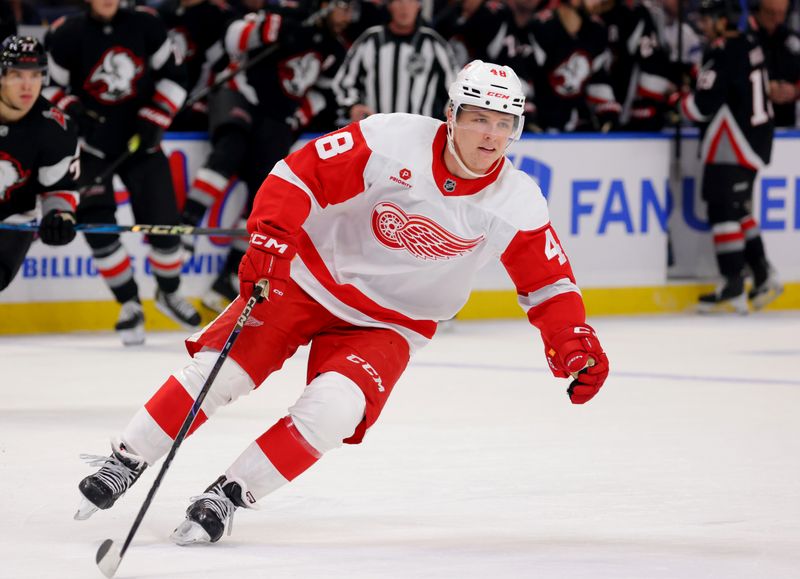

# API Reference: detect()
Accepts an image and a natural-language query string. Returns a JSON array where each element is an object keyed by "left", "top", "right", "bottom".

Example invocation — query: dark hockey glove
[
  {"left": 545, "top": 324, "right": 609, "bottom": 404},
  {"left": 181, "top": 197, "right": 209, "bottom": 227},
  {"left": 56, "top": 96, "right": 104, "bottom": 138},
  {"left": 135, "top": 106, "right": 171, "bottom": 153},
  {"left": 238, "top": 225, "right": 296, "bottom": 302},
  {"left": 39, "top": 209, "right": 77, "bottom": 246}
]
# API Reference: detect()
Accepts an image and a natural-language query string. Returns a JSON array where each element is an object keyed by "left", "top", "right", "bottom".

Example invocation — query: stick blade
[{"left": 96, "top": 539, "right": 123, "bottom": 578}]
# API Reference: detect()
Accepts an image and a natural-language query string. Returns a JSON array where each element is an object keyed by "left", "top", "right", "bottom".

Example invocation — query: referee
[{"left": 332, "top": 0, "right": 457, "bottom": 121}]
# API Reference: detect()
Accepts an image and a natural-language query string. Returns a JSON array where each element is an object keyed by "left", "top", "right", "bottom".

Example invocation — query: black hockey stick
[
  {"left": 96, "top": 280, "right": 267, "bottom": 579},
  {"left": 0, "top": 222, "right": 246, "bottom": 236},
  {"left": 667, "top": 0, "right": 686, "bottom": 271},
  {"left": 78, "top": 134, "right": 141, "bottom": 196}
]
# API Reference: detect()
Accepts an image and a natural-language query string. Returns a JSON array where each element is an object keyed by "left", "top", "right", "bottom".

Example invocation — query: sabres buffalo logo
[
  {"left": 169, "top": 27, "right": 196, "bottom": 65},
  {"left": 371, "top": 202, "right": 484, "bottom": 260},
  {"left": 0, "top": 152, "right": 30, "bottom": 203},
  {"left": 550, "top": 50, "right": 591, "bottom": 98},
  {"left": 84, "top": 47, "right": 145, "bottom": 104},
  {"left": 279, "top": 52, "right": 322, "bottom": 98}
]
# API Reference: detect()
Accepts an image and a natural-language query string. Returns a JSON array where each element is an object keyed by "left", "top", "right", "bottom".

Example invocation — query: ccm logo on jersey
[
  {"left": 250, "top": 232, "right": 290, "bottom": 254},
  {"left": 346, "top": 354, "right": 385, "bottom": 392}
]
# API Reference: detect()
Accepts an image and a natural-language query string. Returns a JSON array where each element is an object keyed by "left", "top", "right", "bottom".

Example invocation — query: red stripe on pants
[
  {"left": 144, "top": 376, "right": 208, "bottom": 440},
  {"left": 255, "top": 416, "right": 320, "bottom": 481}
]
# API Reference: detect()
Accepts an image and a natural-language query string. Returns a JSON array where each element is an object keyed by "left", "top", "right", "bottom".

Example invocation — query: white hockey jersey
[{"left": 249, "top": 113, "right": 585, "bottom": 352}]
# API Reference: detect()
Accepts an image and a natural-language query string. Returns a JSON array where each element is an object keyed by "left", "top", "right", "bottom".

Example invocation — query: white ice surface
[{"left": 1, "top": 314, "right": 799, "bottom": 579}]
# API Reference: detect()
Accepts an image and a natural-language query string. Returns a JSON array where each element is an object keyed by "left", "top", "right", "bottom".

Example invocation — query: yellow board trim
[
  {"left": 457, "top": 282, "right": 800, "bottom": 319},
  {"left": 0, "top": 299, "right": 217, "bottom": 335},
  {"left": 0, "top": 283, "right": 798, "bottom": 334}
]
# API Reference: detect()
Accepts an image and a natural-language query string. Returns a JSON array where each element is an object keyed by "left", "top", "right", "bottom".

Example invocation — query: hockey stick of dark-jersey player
[
  {"left": 180, "top": 2, "right": 337, "bottom": 111},
  {"left": 0, "top": 222, "right": 247, "bottom": 237},
  {"left": 77, "top": 134, "right": 141, "bottom": 196},
  {"left": 95, "top": 280, "right": 267, "bottom": 579}
]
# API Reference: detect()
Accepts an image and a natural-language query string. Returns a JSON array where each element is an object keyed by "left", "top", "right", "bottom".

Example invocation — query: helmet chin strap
[{"left": 445, "top": 118, "right": 506, "bottom": 179}]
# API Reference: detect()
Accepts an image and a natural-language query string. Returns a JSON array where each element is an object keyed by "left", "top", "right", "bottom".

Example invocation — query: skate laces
[
  {"left": 189, "top": 487, "right": 238, "bottom": 537},
  {"left": 79, "top": 453, "right": 141, "bottom": 496}
]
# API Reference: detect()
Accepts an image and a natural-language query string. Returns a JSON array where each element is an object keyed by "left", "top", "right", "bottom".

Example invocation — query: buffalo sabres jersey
[
  {"left": 755, "top": 22, "right": 800, "bottom": 128},
  {"left": 679, "top": 33, "right": 774, "bottom": 168},
  {"left": 0, "top": 96, "right": 80, "bottom": 222},
  {"left": 222, "top": 10, "right": 348, "bottom": 123},
  {"left": 45, "top": 7, "right": 187, "bottom": 157},
  {"left": 528, "top": 9, "right": 619, "bottom": 132},
  {"left": 598, "top": 1, "right": 673, "bottom": 129},
  {"left": 158, "top": 0, "right": 234, "bottom": 96},
  {"left": 240, "top": 113, "right": 586, "bottom": 351}
]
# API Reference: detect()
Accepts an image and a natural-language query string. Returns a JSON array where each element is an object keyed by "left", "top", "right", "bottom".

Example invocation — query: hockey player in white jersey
[{"left": 75, "top": 60, "right": 610, "bottom": 546}]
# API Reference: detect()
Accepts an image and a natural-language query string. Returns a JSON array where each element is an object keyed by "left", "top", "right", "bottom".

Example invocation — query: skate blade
[
  {"left": 697, "top": 296, "right": 749, "bottom": 315},
  {"left": 751, "top": 286, "right": 784, "bottom": 311},
  {"left": 74, "top": 496, "right": 100, "bottom": 520},
  {"left": 170, "top": 519, "right": 213, "bottom": 546},
  {"left": 117, "top": 326, "right": 145, "bottom": 346}
]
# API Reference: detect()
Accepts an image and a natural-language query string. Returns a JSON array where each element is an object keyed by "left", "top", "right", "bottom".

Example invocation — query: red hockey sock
[
  {"left": 144, "top": 375, "right": 208, "bottom": 440},
  {"left": 255, "top": 416, "right": 321, "bottom": 481}
]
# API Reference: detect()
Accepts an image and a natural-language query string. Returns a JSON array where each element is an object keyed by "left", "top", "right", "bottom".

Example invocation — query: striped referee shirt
[{"left": 332, "top": 24, "right": 457, "bottom": 120}]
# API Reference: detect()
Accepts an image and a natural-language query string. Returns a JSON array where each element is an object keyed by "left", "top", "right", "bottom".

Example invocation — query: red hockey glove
[
  {"left": 238, "top": 226, "right": 296, "bottom": 302},
  {"left": 545, "top": 324, "right": 609, "bottom": 404}
]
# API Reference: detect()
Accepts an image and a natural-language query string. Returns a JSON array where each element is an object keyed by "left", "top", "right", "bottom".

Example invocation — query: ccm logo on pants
[{"left": 346, "top": 354, "right": 385, "bottom": 392}]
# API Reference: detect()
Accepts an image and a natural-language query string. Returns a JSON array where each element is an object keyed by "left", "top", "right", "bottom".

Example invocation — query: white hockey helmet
[{"left": 448, "top": 60, "right": 526, "bottom": 140}]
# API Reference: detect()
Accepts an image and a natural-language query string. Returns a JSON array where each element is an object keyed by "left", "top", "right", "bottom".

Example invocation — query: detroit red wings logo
[
  {"left": 371, "top": 202, "right": 485, "bottom": 260},
  {"left": 0, "top": 152, "right": 30, "bottom": 202},
  {"left": 84, "top": 47, "right": 145, "bottom": 104}
]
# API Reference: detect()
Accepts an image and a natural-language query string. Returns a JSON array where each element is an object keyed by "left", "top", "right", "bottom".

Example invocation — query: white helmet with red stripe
[{"left": 448, "top": 60, "right": 525, "bottom": 140}]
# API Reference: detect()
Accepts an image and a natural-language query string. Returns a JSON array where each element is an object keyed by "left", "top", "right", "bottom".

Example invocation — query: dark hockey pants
[{"left": 78, "top": 149, "right": 183, "bottom": 303}]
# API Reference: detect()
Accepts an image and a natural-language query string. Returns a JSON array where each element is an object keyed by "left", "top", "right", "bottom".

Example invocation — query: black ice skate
[
  {"left": 155, "top": 289, "right": 201, "bottom": 328},
  {"left": 200, "top": 273, "right": 238, "bottom": 314},
  {"left": 115, "top": 300, "right": 145, "bottom": 346},
  {"left": 697, "top": 277, "right": 748, "bottom": 315},
  {"left": 749, "top": 268, "right": 784, "bottom": 311},
  {"left": 170, "top": 475, "right": 254, "bottom": 546},
  {"left": 75, "top": 440, "right": 147, "bottom": 520}
]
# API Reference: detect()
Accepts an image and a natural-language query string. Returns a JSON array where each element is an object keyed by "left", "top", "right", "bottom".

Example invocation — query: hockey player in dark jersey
[
  {"left": 0, "top": 35, "right": 80, "bottom": 291},
  {"left": 157, "top": 0, "right": 237, "bottom": 131},
  {"left": 180, "top": 1, "right": 353, "bottom": 313},
  {"left": 674, "top": 0, "right": 782, "bottom": 312},
  {"left": 527, "top": 0, "right": 621, "bottom": 132},
  {"left": 46, "top": 0, "right": 201, "bottom": 345},
  {"left": 592, "top": 0, "right": 675, "bottom": 131},
  {"left": 753, "top": 0, "right": 800, "bottom": 128}
]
